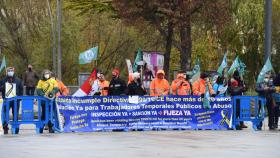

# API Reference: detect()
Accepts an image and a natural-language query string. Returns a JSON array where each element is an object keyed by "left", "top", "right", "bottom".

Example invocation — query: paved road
[{"left": 0, "top": 124, "right": 279, "bottom": 158}]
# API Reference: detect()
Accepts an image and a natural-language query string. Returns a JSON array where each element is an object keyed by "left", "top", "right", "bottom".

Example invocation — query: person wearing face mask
[
  {"left": 228, "top": 70, "right": 248, "bottom": 129},
  {"left": 256, "top": 72, "right": 276, "bottom": 130},
  {"left": 150, "top": 70, "right": 170, "bottom": 96},
  {"left": 0, "top": 67, "right": 23, "bottom": 134},
  {"left": 127, "top": 72, "right": 146, "bottom": 96},
  {"left": 192, "top": 72, "right": 214, "bottom": 96},
  {"left": 36, "top": 69, "right": 59, "bottom": 133},
  {"left": 23, "top": 64, "right": 39, "bottom": 96},
  {"left": 108, "top": 68, "right": 127, "bottom": 96},
  {"left": 171, "top": 72, "right": 190, "bottom": 95},
  {"left": 89, "top": 72, "right": 109, "bottom": 96}
]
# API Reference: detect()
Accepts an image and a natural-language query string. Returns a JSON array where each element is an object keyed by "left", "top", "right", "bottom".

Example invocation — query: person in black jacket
[
  {"left": 108, "top": 68, "right": 127, "bottom": 96},
  {"left": 228, "top": 70, "right": 247, "bottom": 129},
  {"left": 0, "top": 67, "right": 23, "bottom": 134},
  {"left": 256, "top": 72, "right": 276, "bottom": 130},
  {"left": 127, "top": 72, "right": 146, "bottom": 96}
]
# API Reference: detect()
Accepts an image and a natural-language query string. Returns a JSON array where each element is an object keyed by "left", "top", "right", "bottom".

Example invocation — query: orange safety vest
[
  {"left": 171, "top": 79, "right": 190, "bottom": 95},
  {"left": 192, "top": 79, "right": 214, "bottom": 96},
  {"left": 56, "top": 80, "right": 69, "bottom": 96},
  {"left": 150, "top": 78, "right": 170, "bottom": 96},
  {"left": 99, "top": 80, "right": 109, "bottom": 96}
]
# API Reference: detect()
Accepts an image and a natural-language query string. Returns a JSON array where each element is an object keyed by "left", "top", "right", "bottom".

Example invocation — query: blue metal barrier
[
  {"left": 232, "top": 96, "right": 266, "bottom": 130},
  {"left": 2, "top": 96, "right": 54, "bottom": 134}
]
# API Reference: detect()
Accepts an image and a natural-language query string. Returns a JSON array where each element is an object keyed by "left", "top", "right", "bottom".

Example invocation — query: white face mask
[
  {"left": 44, "top": 74, "right": 50, "bottom": 79},
  {"left": 264, "top": 78, "right": 269, "bottom": 82},
  {"left": 7, "top": 71, "right": 14, "bottom": 77}
]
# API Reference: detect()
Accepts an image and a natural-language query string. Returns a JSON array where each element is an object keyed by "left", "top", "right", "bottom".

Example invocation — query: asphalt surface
[{"left": 0, "top": 122, "right": 279, "bottom": 158}]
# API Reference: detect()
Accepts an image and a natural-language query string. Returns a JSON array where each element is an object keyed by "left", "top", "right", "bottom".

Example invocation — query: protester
[
  {"left": 108, "top": 68, "right": 127, "bottom": 95},
  {"left": 192, "top": 72, "right": 214, "bottom": 96},
  {"left": 143, "top": 63, "right": 154, "bottom": 93},
  {"left": 228, "top": 70, "right": 247, "bottom": 129},
  {"left": 51, "top": 72, "right": 69, "bottom": 96},
  {"left": 171, "top": 72, "right": 191, "bottom": 95},
  {"left": 213, "top": 76, "right": 227, "bottom": 97},
  {"left": 255, "top": 72, "right": 277, "bottom": 130},
  {"left": 23, "top": 64, "right": 39, "bottom": 95},
  {"left": 36, "top": 69, "right": 58, "bottom": 133},
  {"left": 127, "top": 72, "right": 146, "bottom": 96},
  {"left": 89, "top": 72, "right": 109, "bottom": 96},
  {"left": 273, "top": 72, "right": 280, "bottom": 129},
  {"left": 0, "top": 67, "right": 23, "bottom": 134},
  {"left": 150, "top": 70, "right": 170, "bottom": 96}
]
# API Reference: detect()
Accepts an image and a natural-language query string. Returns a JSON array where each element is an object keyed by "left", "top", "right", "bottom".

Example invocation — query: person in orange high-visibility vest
[
  {"left": 98, "top": 73, "right": 109, "bottom": 96},
  {"left": 150, "top": 70, "right": 170, "bottom": 96},
  {"left": 192, "top": 72, "right": 214, "bottom": 96},
  {"left": 171, "top": 72, "right": 191, "bottom": 95},
  {"left": 56, "top": 79, "right": 69, "bottom": 96}
]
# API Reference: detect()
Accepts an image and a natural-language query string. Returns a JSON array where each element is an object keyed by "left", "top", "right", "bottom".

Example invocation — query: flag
[
  {"left": 126, "top": 59, "right": 133, "bottom": 74},
  {"left": 227, "top": 56, "right": 240, "bottom": 76},
  {"left": 227, "top": 56, "right": 247, "bottom": 77},
  {"left": 203, "top": 84, "right": 211, "bottom": 109},
  {"left": 126, "top": 59, "right": 134, "bottom": 84},
  {"left": 257, "top": 58, "right": 274, "bottom": 83},
  {"left": 191, "top": 58, "right": 200, "bottom": 83},
  {"left": 133, "top": 48, "right": 143, "bottom": 72},
  {"left": 72, "top": 69, "right": 97, "bottom": 96},
  {"left": 79, "top": 46, "right": 98, "bottom": 64},
  {"left": 0, "top": 56, "right": 7, "bottom": 73},
  {"left": 217, "top": 53, "right": 227, "bottom": 76},
  {"left": 238, "top": 59, "right": 246, "bottom": 76}
]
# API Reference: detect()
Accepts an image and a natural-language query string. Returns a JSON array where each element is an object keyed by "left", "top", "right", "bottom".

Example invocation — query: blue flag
[
  {"left": 257, "top": 58, "right": 274, "bottom": 83},
  {"left": 0, "top": 56, "right": 7, "bottom": 73},
  {"left": 79, "top": 46, "right": 98, "bottom": 64},
  {"left": 217, "top": 53, "right": 227, "bottom": 77},
  {"left": 133, "top": 48, "right": 143, "bottom": 72}
]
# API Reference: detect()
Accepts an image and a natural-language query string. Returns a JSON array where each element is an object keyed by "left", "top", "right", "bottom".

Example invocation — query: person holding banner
[
  {"left": 0, "top": 67, "right": 23, "bottom": 134},
  {"left": 108, "top": 68, "right": 127, "bottom": 96},
  {"left": 89, "top": 72, "right": 109, "bottom": 96},
  {"left": 192, "top": 72, "right": 214, "bottom": 96},
  {"left": 150, "top": 70, "right": 170, "bottom": 96},
  {"left": 171, "top": 72, "right": 190, "bottom": 95},
  {"left": 213, "top": 76, "right": 227, "bottom": 97},
  {"left": 51, "top": 72, "right": 69, "bottom": 96},
  {"left": 36, "top": 69, "right": 59, "bottom": 133},
  {"left": 127, "top": 72, "right": 146, "bottom": 96}
]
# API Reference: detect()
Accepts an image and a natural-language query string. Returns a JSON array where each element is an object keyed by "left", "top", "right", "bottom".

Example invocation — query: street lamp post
[
  {"left": 57, "top": 0, "right": 62, "bottom": 80},
  {"left": 264, "top": 0, "right": 272, "bottom": 61}
]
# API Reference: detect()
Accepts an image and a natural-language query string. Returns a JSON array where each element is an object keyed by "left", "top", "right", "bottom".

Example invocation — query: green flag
[
  {"left": 191, "top": 58, "right": 200, "bottom": 83},
  {"left": 203, "top": 84, "right": 211, "bottom": 109},
  {"left": 0, "top": 56, "right": 7, "bottom": 73},
  {"left": 79, "top": 46, "right": 98, "bottom": 64},
  {"left": 227, "top": 56, "right": 240, "bottom": 76},
  {"left": 217, "top": 53, "right": 227, "bottom": 76},
  {"left": 133, "top": 48, "right": 143, "bottom": 72},
  {"left": 257, "top": 58, "right": 274, "bottom": 83},
  {"left": 238, "top": 59, "right": 246, "bottom": 76}
]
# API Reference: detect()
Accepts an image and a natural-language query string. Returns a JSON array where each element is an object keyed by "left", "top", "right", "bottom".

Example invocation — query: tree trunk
[
  {"left": 180, "top": 18, "right": 192, "bottom": 71},
  {"left": 163, "top": 21, "right": 174, "bottom": 81}
]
